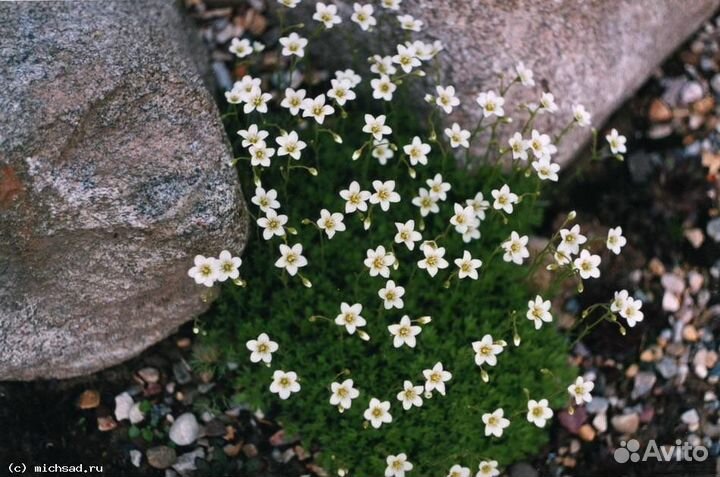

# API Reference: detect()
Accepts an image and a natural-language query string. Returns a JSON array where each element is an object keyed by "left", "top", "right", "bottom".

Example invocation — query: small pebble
[
  {"left": 129, "top": 449, "right": 142, "bottom": 468},
  {"left": 97, "top": 416, "right": 117, "bottom": 432},
  {"left": 77, "top": 390, "right": 101, "bottom": 410},
  {"left": 169, "top": 413, "right": 200, "bottom": 446},
  {"left": 137, "top": 367, "right": 160, "bottom": 384},
  {"left": 147, "top": 446, "right": 177, "bottom": 470},
  {"left": 114, "top": 392, "right": 134, "bottom": 421},
  {"left": 611, "top": 413, "right": 640, "bottom": 434},
  {"left": 592, "top": 413, "right": 608, "bottom": 433},
  {"left": 578, "top": 425, "right": 596, "bottom": 442}
]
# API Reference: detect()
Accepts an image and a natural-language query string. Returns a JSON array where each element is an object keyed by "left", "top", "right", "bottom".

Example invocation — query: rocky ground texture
[{"left": 2, "top": 2, "right": 720, "bottom": 477}]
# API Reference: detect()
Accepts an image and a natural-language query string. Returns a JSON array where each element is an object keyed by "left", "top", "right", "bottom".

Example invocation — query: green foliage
[{"left": 195, "top": 97, "right": 574, "bottom": 476}]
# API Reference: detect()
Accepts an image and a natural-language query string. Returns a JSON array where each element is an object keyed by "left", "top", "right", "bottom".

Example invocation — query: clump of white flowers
[{"left": 189, "top": 2, "right": 640, "bottom": 474}]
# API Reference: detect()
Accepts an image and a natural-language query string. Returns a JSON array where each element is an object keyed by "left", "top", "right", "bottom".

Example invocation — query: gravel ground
[{"left": 2, "top": 3, "right": 720, "bottom": 477}]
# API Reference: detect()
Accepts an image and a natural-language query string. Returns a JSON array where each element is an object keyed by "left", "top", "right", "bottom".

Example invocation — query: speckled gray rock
[
  {"left": 0, "top": 0, "right": 247, "bottom": 380},
  {"left": 296, "top": 0, "right": 718, "bottom": 165}
]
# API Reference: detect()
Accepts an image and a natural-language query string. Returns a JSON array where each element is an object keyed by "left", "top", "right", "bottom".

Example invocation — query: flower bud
[
  {"left": 308, "top": 167, "right": 319, "bottom": 176},
  {"left": 480, "top": 369, "right": 489, "bottom": 383},
  {"left": 301, "top": 276, "right": 312, "bottom": 288}
]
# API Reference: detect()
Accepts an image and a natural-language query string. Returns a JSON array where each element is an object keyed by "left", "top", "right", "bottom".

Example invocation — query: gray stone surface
[
  {"left": 0, "top": 0, "right": 248, "bottom": 380},
  {"left": 296, "top": 0, "right": 719, "bottom": 166}
]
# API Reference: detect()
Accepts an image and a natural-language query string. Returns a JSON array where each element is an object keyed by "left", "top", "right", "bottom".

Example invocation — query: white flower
[
  {"left": 364, "top": 398, "right": 392, "bottom": 428},
  {"left": 385, "top": 453, "right": 412, "bottom": 477},
  {"left": 501, "top": 231, "right": 530, "bottom": 265},
  {"left": 467, "top": 192, "right": 490, "bottom": 220},
  {"left": 257, "top": 210, "right": 287, "bottom": 240},
  {"left": 371, "top": 75, "right": 397, "bottom": 101},
  {"left": 606, "top": 226, "right": 627, "bottom": 255},
  {"left": 606, "top": 128, "right": 627, "bottom": 155},
  {"left": 276, "top": 130, "right": 307, "bottom": 160},
  {"left": 574, "top": 249, "right": 601, "bottom": 279},
  {"left": 554, "top": 250, "right": 572, "bottom": 266},
  {"left": 482, "top": 408, "right": 510, "bottom": 437},
  {"left": 515, "top": 62, "right": 535, "bottom": 86},
  {"left": 423, "top": 362, "right": 452, "bottom": 396},
  {"left": 251, "top": 186, "right": 280, "bottom": 213},
  {"left": 450, "top": 203, "right": 476, "bottom": 234},
  {"left": 188, "top": 255, "right": 219, "bottom": 287},
  {"left": 281, "top": 88, "right": 306, "bottom": 116},
  {"left": 327, "top": 79, "right": 356, "bottom": 106},
  {"left": 477, "top": 461, "right": 500, "bottom": 477},
  {"left": 334, "top": 302, "right": 366, "bottom": 335},
  {"left": 403, "top": 137, "right": 431, "bottom": 166},
  {"left": 611, "top": 289, "right": 630, "bottom": 313},
  {"left": 269, "top": 370, "right": 300, "bottom": 399},
  {"left": 247, "top": 141, "right": 276, "bottom": 166},
  {"left": 528, "top": 129, "right": 557, "bottom": 159},
  {"left": 340, "top": 181, "right": 371, "bottom": 214},
  {"left": 351, "top": 3, "right": 376, "bottom": 31},
  {"left": 527, "top": 295, "right": 553, "bottom": 330},
  {"left": 538, "top": 92, "right": 558, "bottom": 114},
  {"left": 397, "top": 380, "right": 423, "bottom": 410},
  {"left": 398, "top": 14, "right": 422, "bottom": 31},
  {"left": 234, "top": 75, "right": 261, "bottom": 98},
  {"left": 243, "top": 87, "right": 272, "bottom": 114},
  {"left": 277, "top": 0, "right": 300, "bottom": 7},
  {"left": 381, "top": 0, "right": 402, "bottom": 10},
  {"left": 621, "top": 297, "right": 644, "bottom": 327},
  {"left": 426, "top": 173, "right": 451, "bottom": 201},
  {"left": 573, "top": 104, "right": 592, "bottom": 127},
  {"left": 370, "top": 55, "right": 397, "bottom": 76},
  {"left": 472, "top": 334, "right": 504, "bottom": 367},
  {"left": 393, "top": 43, "right": 420, "bottom": 73},
  {"left": 527, "top": 399, "right": 553, "bottom": 428},
  {"left": 335, "top": 69, "right": 362, "bottom": 88},
  {"left": 253, "top": 41, "right": 265, "bottom": 52},
  {"left": 379, "top": 280, "right": 405, "bottom": 310},
  {"left": 476, "top": 91, "right": 505, "bottom": 118},
  {"left": 435, "top": 85, "right": 460, "bottom": 114},
  {"left": 364, "top": 245, "right": 395, "bottom": 278},
  {"left": 388, "top": 315, "right": 422, "bottom": 348},
  {"left": 363, "top": 114, "right": 392, "bottom": 141},
  {"left": 532, "top": 157, "right": 560, "bottom": 181},
  {"left": 447, "top": 465, "right": 471, "bottom": 477},
  {"left": 370, "top": 179, "right": 400, "bottom": 211},
  {"left": 394, "top": 220, "right": 422, "bottom": 250},
  {"left": 225, "top": 88, "right": 243, "bottom": 104},
  {"left": 317, "top": 209, "right": 346, "bottom": 239},
  {"left": 246, "top": 333, "right": 278, "bottom": 363},
  {"left": 412, "top": 188, "right": 439, "bottom": 216},
  {"left": 279, "top": 32, "right": 308, "bottom": 57},
  {"left": 418, "top": 243, "right": 449, "bottom": 277},
  {"left": 229, "top": 37, "right": 252, "bottom": 58},
  {"left": 412, "top": 40, "right": 435, "bottom": 60},
  {"left": 567, "top": 376, "right": 594, "bottom": 405},
  {"left": 216, "top": 250, "right": 242, "bottom": 282},
  {"left": 301, "top": 94, "right": 335, "bottom": 124},
  {"left": 491, "top": 184, "right": 518, "bottom": 214},
  {"left": 275, "top": 243, "right": 307, "bottom": 276},
  {"left": 462, "top": 222, "right": 481, "bottom": 243},
  {"left": 313, "top": 2, "right": 342, "bottom": 28},
  {"left": 508, "top": 132, "right": 529, "bottom": 161},
  {"left": 330, "top": 379, "right": 360, "bottom": 410},
  {"left": 455, "top": 251, "right": 482, "bottom": 279},
  {"left": 558, "top": 224, "right": 587, "bottom": 256},
  {"left": 444, "top": 123, "right": 471, "bottom": 148},
  {"left": 372, "top": 140, "right": 395, "bottom": 165}
]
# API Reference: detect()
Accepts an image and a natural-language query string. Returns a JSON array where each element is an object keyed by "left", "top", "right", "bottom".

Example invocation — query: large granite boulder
[
  {"left": 0, "top": 0, "right": 247, "bottom": 380},
  {"left": 297, "top": 0, "right": 719, "bottom": 165}
]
